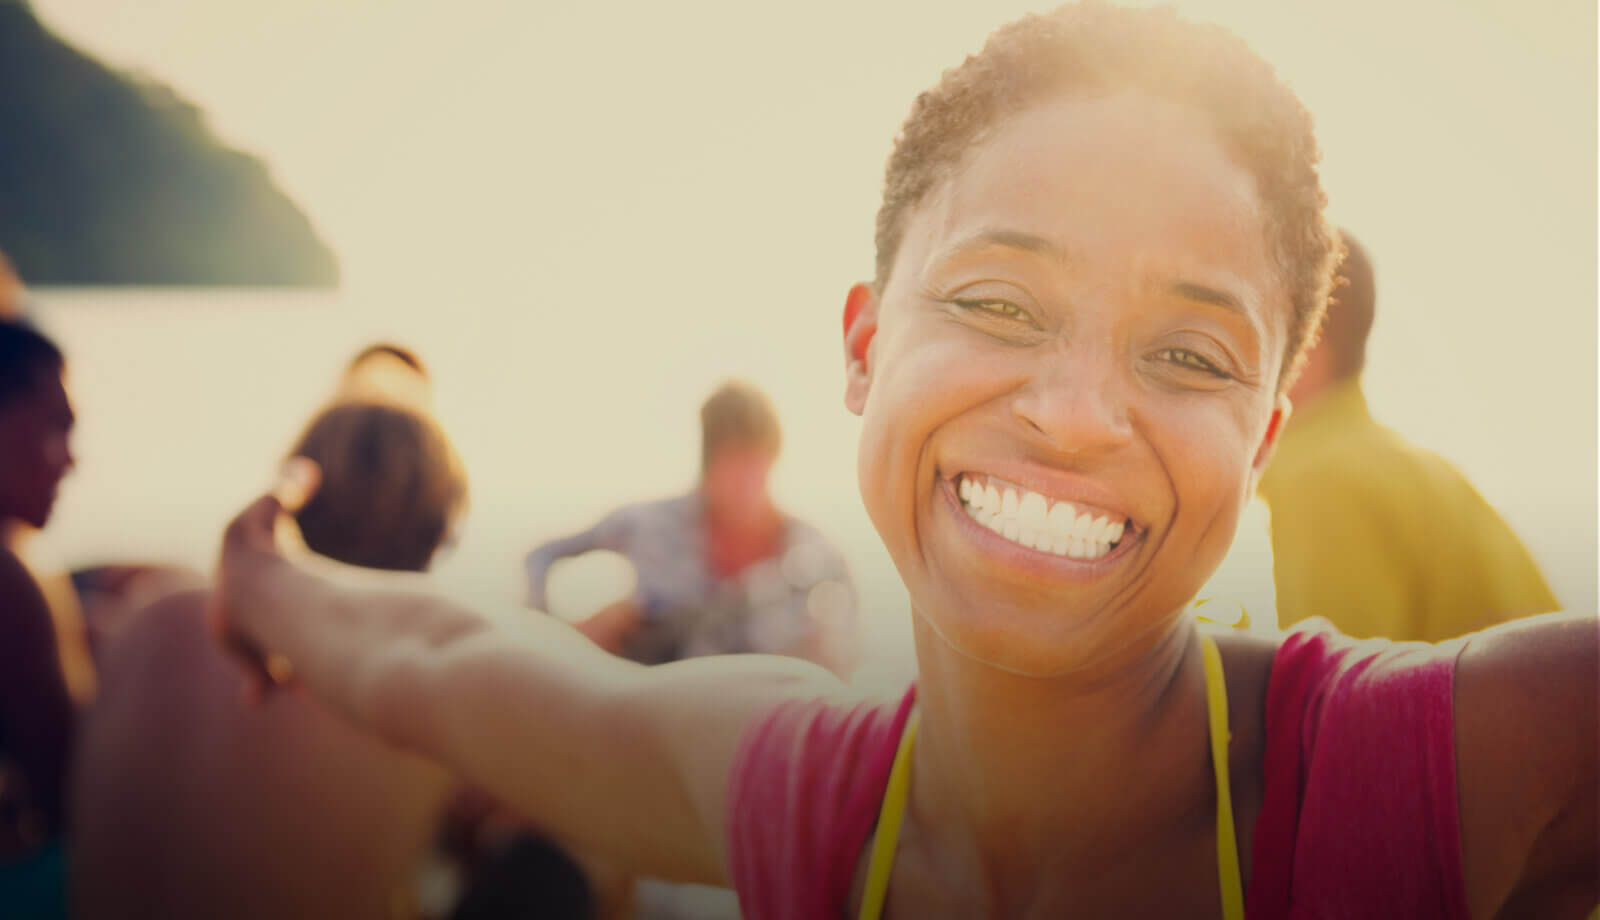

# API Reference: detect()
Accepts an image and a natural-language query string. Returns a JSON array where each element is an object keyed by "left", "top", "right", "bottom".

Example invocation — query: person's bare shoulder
[
  {"left": 106, "top": 587, "right": 213, "bottom": 651},
  {"left": 90, "top": 587, "right": 241, "bottom": 699},
  {"left": 1455, "top": 613, "right": 1597, "bottom": 917},
  {"left": 0, "top": 546, "right": 41, "bottom": 601},
  {"left": 0, "top": 548, "right": 55, "bottom": 659}
]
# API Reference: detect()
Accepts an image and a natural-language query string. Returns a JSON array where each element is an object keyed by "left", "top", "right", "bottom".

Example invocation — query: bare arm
[
  {"left": 524, "top": 513, "right": 629, "bottom": 612},
  {"left": 1455, "top": 612, "right": 1597, "bottom": 918},
  {"left": 215, "top": 480, "right": 840, "bottom": 884}
]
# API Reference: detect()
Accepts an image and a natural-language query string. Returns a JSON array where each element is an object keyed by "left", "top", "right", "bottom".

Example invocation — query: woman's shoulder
[{"left": 1245, "top": 619, "right": 1473, "bottom": 918}]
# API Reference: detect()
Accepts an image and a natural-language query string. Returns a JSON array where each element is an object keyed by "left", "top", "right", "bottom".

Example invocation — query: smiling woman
[
  {"left": 203, "top": 3, "right": 1594, "bottom": 919},
  {"left": 848, "top": 86, "right": 1305, "bottom": 678}
]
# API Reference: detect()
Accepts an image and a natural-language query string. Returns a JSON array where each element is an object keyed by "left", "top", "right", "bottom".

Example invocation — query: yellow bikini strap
[
  {"left": 1202, "top": 634, "right": 1246, "bottom": 920},
  {"left": 858, "top": 708, "right": 919, "bottom": 920}
]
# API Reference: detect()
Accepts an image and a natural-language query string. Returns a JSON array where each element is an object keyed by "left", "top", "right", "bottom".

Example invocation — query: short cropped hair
[
  {"left": 873, "top": 1, "right": 1340, "bottom": 388},
  {"left": 700, "top": 381, "right": 781, "bottom": 472}
]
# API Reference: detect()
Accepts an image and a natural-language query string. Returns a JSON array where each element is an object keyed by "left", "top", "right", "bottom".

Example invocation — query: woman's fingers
[
  {"left": 219, "top": 458, "right": 322, "bottom": 559},
  {"left": 272, "top": 457, "right": 321, "bottom": 514},
  {"left": 213, "top": 458, "right": 322, "bottom": 703}
]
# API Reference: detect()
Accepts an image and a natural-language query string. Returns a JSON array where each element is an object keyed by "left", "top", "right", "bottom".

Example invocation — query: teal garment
[{"left": 0, "top": 837, "right": 68, "bottom": 920}]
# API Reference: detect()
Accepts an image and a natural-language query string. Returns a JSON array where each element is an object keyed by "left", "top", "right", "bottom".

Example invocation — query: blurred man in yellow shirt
[{"left": 1259, "top": 232, "right": 1558, "bottom": 641}]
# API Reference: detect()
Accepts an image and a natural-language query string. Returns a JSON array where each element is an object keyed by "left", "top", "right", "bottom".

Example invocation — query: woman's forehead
[{"left": 904, "top": 92, "right": 1286, "bottom": 325}]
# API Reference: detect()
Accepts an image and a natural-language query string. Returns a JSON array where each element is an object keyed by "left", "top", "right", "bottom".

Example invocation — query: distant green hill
[{"left": 0, "top": 1, "right": 339, "bottom": 285}]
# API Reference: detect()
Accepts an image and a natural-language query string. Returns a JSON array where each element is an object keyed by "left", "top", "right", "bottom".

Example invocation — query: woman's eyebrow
[
  {"left": 1167, "top": 280, "right": 1251, "bottom": 319},
  {"left": 932, "top": 228, "right": 1070, "bottom": 268}
]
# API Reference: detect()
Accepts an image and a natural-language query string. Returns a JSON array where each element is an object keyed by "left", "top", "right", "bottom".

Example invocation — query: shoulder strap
[
  {"left": 1202, "top": 634, "right": 1246, "bottom": 920},
  {"left": 857, "top": 708, "right": 920, "bottom": 920}
]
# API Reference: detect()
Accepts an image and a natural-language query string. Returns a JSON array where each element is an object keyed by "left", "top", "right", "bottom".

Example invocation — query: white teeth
[
  {"left": 1089, "top": 516, "right": 1111, "bottom": 543},
  {"left": 1018, "top": 491, "right": 1047, "bottom": 529},
  {"left": 958, "top": 475, "right": 1130, "bottom": 560},
  {"left": 1047, "top": 501, "right": 1075, "bottom": 524},
  {"left": 1047, "top": 503, "right": 1075, "bottom": 539}
]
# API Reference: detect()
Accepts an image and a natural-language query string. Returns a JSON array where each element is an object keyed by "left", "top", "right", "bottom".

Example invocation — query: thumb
[
  {"left": 221, "top": 458, "right": 322, "bottom": 557},
  {"left": 273, "top": 457, "right": 322, "bottom": 514}
]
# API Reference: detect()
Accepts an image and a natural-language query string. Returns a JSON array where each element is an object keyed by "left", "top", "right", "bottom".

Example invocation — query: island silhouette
[{"left": 0, "top": 0, "right": 339, "bottom": 285}]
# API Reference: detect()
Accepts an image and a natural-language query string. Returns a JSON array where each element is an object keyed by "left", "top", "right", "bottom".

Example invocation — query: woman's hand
[{"left": 208, "top": 458, "right": 321, "bottom": 702}]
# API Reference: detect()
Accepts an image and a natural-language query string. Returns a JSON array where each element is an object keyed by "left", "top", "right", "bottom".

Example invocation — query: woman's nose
[{"left": 1010, "top": 354, "right": 1133, "bottom": 457}]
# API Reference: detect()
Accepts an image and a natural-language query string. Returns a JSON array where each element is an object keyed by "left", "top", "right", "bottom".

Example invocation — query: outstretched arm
[
  {"left": 213, "top": 466, "right": 841, "bottom": 884},
  {"left": 523, "top": 513, "right": 629, "bottom": 612},
  {"left": 1454, "top": 612, "right": 1597, "bottom": 918}
]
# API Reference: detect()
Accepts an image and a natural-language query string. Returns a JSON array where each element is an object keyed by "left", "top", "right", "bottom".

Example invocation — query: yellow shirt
[{"left": 1259, "top": 379, "right": 1558, "bottom": 642}]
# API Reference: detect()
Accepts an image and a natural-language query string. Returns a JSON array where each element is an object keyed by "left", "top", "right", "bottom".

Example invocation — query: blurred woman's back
[{"left": 71, "top": 398, "right": 471, "bottom": 919}]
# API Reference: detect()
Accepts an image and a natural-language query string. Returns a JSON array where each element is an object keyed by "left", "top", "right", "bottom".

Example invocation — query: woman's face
[{"left": 848, "top": 91, "right": 1291, "bottom": 675}]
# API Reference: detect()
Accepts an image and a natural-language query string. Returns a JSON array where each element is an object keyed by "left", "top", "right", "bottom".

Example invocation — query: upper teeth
[{"left": 957, "top": 475, "right": 1127, "bottom": 560}]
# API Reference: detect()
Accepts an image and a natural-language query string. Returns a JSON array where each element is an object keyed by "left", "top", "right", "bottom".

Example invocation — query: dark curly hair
[{"left": 873, "top": 1, "right": 1341, "bottom": 387}]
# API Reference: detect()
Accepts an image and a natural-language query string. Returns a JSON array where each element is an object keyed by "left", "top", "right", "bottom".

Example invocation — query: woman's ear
[
  {"left": 1250, "top": 393, "right": 1293, "bottom": 480},
  {"left": 843, "top": 283, "right": 878, "bottom": 417}
]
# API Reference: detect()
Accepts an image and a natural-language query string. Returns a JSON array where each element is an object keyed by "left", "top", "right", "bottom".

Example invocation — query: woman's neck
[{"left": 905, "top": 613, "right": 1216, "bottom": 905}]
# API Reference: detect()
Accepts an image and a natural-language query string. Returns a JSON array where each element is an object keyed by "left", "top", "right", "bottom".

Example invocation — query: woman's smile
[{"left": 938, "top": 467, "right": 1145, "bottom": 573}]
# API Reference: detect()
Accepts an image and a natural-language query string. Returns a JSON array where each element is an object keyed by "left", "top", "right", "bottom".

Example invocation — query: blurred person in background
[
  {"left": 335, "top": 342, "right": 434, "bottom": 409},
  {"left": 0, "top": 319, "right": 79, "bottom": 919},
  {"left": 1259, "top": 231, "right": 1559, "bottom": 641},
  {"left": 526, "top": 380, "right": 858, "bottom": 678},
  {"left": 71, "top": 350, "right": 602, "bottom": 919},
  {"left": 66, "top": 343, "right": 434, "bottom": 653}
]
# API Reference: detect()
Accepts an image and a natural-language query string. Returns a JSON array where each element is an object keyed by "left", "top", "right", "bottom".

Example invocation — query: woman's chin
[
  {"left": 910, "top": 583, "right": 1203, "bottom": 680},
  {"left": 912, "top": 597, "right": 1116, "bottom": 677}
]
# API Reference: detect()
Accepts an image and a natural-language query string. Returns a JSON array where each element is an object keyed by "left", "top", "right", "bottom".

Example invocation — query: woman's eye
[
  {"left": 1159, "top": 347, "right": 1231, "bottom": 379},
  {"left": 955, "top": 299, "right": 1030, "bottom": 322}
]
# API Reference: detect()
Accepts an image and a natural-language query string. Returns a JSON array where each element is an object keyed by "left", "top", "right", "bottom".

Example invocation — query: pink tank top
[{"left": 725, "top": 621, "right": 1471, "bottom": 919}]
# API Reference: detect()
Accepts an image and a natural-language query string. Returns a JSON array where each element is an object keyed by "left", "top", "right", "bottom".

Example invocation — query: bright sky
[{"left": 26, "top": 0, "right": 1600, "bottom": 638}]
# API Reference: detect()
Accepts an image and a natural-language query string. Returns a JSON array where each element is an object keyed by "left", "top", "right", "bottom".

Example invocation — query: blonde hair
[{"left": 700, "top": 381, "right": 781, "bottom": 473}]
